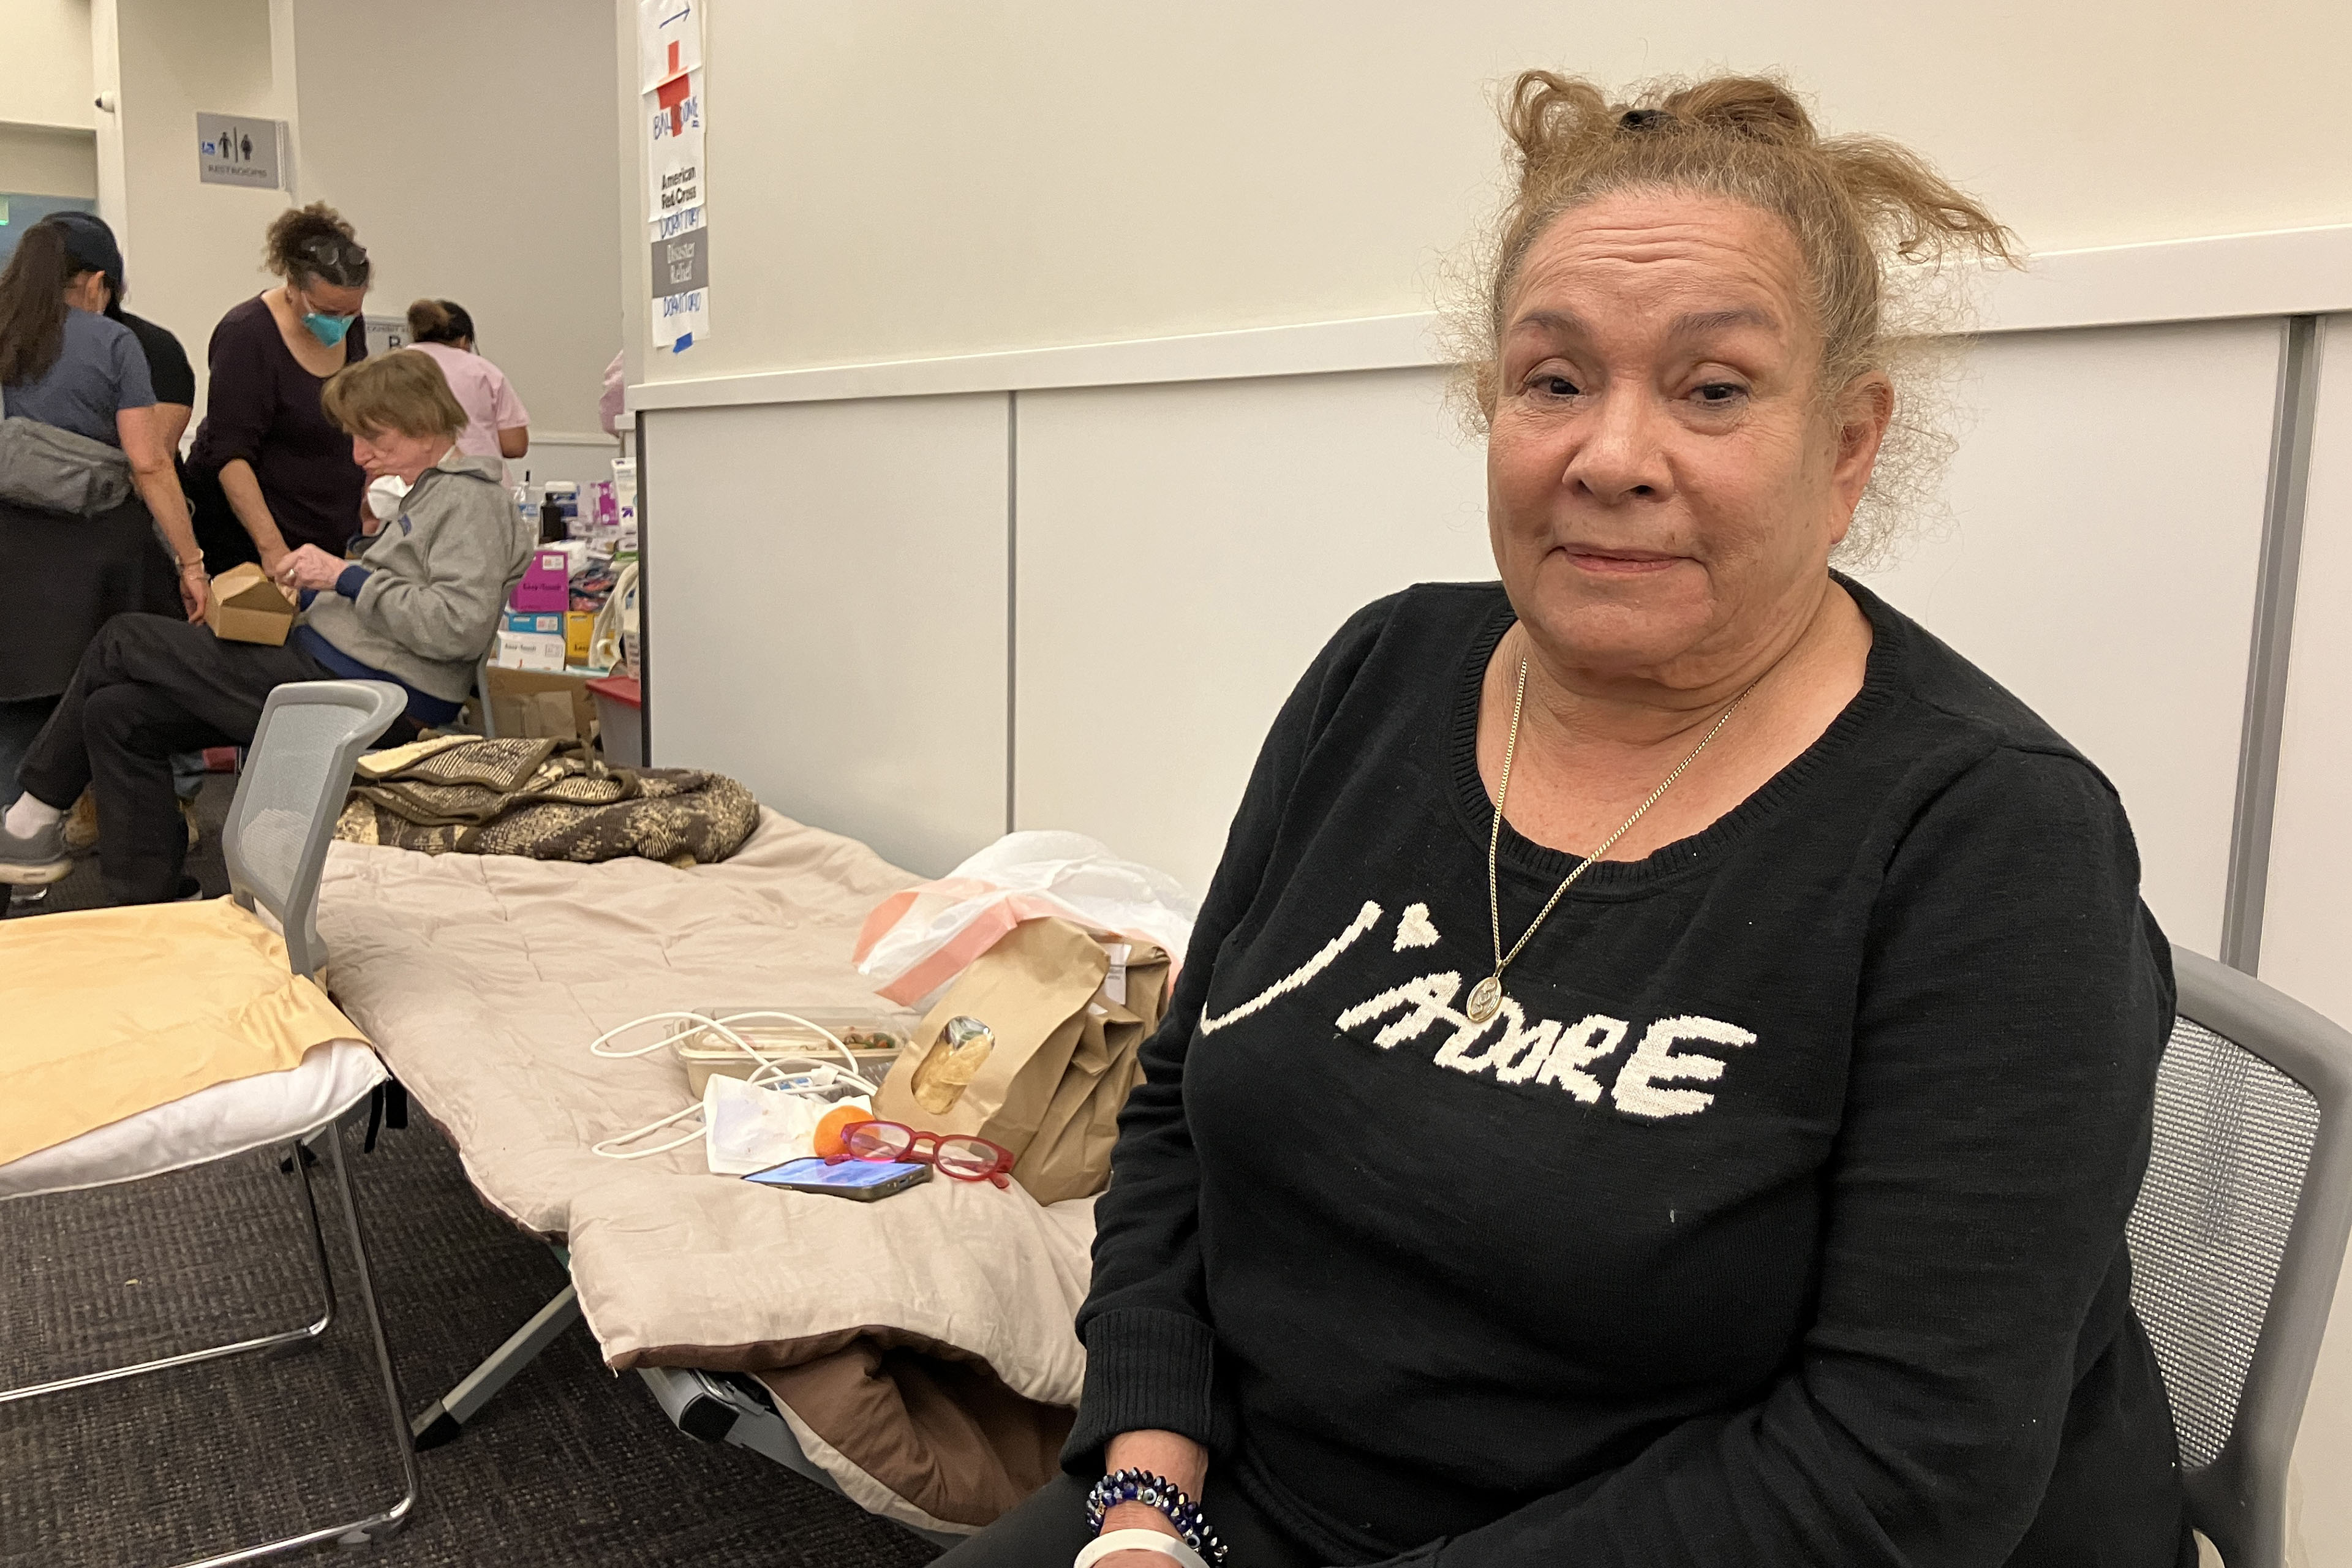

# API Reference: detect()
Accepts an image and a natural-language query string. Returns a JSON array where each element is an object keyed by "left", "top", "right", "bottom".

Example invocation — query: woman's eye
[
  {"left": 1692, "top": 382, "right": 1746, "bottom": 405},
  {"left": 1529, "top": 373, "right": 1580, "bottom": 398}
]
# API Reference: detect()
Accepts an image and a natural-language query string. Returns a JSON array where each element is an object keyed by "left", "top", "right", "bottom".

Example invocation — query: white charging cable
[{"left": 587, "top": 1009, "right": 879, "bottom": 1160}]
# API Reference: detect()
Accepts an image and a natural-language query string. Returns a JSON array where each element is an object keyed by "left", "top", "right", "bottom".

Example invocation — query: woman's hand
[
  {"left": 178, "top": 562, "right": 208, "bottom": 622},
  {"left": 1091, "top": 1430, "right": 1210, "bottom": 1566},
  {"left": 273, "top": 543, "right": 346, "bottom": 594}
]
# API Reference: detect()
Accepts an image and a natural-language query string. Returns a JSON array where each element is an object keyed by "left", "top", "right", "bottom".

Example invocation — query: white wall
[
  {"left": 641, "top": 395, "right": 1010, "bottom": 876},
  {"left": 0, "top": 125, "right": 97, "bottom": 198},
  {"left": 1013, "top": 368, "right": 1488, "bottom": 892},
  {"left": 630, "top": 1, "right": 2352, "bottom": 388},
  {"left": 291, "top": 0, "right": 624, "bottom": 443},
  {"left": 107, "top": 0, "right": 296, "bottom": 416},
  {"left": 36, "top": 0, "right": 622, "bottom": 448},
  {"left": 0, "top": 0, "right": 95, "bottom": 130}
]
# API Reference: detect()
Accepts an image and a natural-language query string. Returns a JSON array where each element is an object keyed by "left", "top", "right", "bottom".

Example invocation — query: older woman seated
[
  {"left": 0, "top": 352, "right": 531, "bottom": 903},
  {"left": 943, "top": 74, "right": 2188, "bottom": 1568}
]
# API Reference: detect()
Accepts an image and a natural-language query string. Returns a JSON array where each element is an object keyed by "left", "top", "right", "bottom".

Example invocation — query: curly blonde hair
[{"left": 1453, "top": 73, "right": 2018, "bottom": 565}]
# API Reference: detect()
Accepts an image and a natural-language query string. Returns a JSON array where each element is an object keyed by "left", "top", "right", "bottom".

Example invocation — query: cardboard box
[
  {"left": 503, "top": 609, "right": 564, "bottom": 637},
  {"left": 564, "top": 611, "right": 594, "bottom": 666},
  {"left": 509, "top": 549, "right": 570, "bottom": 612},
  {"left": 483, "top": 665, "right": 600, "bottom": 742},
  {"left": 206, "top": 563, "right": 296, "bottom": 646}
]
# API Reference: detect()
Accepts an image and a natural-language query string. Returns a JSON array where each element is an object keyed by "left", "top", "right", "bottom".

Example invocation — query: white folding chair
[
  {"left": 0, "top": 679, "right": 419, "bottom": 1565},
  {"left": 2128, "top": 946, "right": 2352, "bottom": 1568}
]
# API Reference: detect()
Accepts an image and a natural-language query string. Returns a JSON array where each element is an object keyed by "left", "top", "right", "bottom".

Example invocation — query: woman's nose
[{"left": 1564, "top": 388, "right": 1671, "bottom": 504}]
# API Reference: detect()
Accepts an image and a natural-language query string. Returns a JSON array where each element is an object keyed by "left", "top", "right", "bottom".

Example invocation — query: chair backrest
[
  {"left": 2127, "top": 946, "right": 2352, "bottom": 1568},
  {"left": 221, "top": 680, "right": 405, "bottom": 980}
]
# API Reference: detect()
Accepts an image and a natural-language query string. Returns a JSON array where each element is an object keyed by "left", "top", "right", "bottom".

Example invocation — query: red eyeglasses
[{"left": 826, "top": 1120, "right": 1015, "bottom": 1188}]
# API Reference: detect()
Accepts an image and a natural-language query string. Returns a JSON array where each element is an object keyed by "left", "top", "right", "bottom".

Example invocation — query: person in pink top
[{"left": 402, "top": 298, "right": 529, "bottom": 480}]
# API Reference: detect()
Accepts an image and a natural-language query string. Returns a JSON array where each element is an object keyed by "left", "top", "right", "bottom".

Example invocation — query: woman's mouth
[{"left": 1565, "top": 549, "right": 1681, "bottom": 576}]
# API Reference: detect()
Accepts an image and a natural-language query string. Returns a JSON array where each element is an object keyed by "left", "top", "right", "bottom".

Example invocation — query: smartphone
[{"left": 742, "top": 1156, "right": 930, "bottom": 1201}]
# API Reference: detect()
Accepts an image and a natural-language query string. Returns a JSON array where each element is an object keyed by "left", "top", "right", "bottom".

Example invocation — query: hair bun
[
  {"left": 1655, "top": 77, "right": 1818, "bottom": 146},
  {"left": 265, "top": 202, "right": 369, "bottom": 287}
]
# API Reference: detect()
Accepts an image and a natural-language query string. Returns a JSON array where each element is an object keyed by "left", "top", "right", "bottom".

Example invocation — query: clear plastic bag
[{"left": 853, "top": 831, "right": 1199, "bottom": 1009}]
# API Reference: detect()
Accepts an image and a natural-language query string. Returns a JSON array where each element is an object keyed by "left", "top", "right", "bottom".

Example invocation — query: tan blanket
[
  {"left": 314, "top": 810, "right": 1094, "bottom": 1534},
  {"left": 0, "top": 898, "right": 362, "bottom": 1166}
]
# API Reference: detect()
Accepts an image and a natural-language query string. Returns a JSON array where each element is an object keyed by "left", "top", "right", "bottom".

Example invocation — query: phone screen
[{"left": 744, "top": 1157, "right": 924, "bottom": 1189}]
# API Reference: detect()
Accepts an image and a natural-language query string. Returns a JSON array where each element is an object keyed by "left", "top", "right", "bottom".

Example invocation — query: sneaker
[
  {"left": 62, "top": 789, "right": 98, "bottom": 853},
  {"left": 0, "top": 819, "right": 72, "bottom": 886}
]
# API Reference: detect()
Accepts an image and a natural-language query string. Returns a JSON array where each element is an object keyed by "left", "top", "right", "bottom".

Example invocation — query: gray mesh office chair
[
  {"left": 2128, "top": 946, "right": 2352, "bottom": 1568},
  {"left": 225, "top": 680, "right": 405, "bottom": 980},
  {"left": 0, "top": 679, "right": 417, "bottom": 1565}
]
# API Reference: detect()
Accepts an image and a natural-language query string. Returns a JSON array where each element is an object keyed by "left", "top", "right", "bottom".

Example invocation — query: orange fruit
[{"left": 813, "top": 1104, "right": 873, "bottom": 1159}]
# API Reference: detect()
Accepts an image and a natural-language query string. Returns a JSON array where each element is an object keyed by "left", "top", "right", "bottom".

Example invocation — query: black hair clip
[{"left": 1619, "top": 108, "right": 1668, "bottom": 132}]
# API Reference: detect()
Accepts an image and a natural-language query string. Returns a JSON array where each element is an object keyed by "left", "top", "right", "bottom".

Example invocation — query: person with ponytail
[
  {"left": 0, "top": 216, "right": 207, "bottom": 807},
  {"left": 184, "top": 202, "right": 372, "bottom": 572},
  {"left": 42, "top": 211, "right": 197, "bottom": 455},
  {"left": 404, "top": 297, "right": 530, "bottom": 481},
  {"left": 941, "top": 73, "right": 2189, "bottom": 1568}
]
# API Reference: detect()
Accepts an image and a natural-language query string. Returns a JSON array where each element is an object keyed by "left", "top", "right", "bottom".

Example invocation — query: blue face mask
[{"left": 302, "top": 310, "right": 354, "bottom": 346}]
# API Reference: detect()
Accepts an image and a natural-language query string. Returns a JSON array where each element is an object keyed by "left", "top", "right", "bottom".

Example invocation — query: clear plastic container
[{"left": 669, "top": 1006, "right": 914, "bottom": 1097}]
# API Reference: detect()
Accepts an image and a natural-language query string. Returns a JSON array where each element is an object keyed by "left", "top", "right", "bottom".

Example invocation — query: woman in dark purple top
[{"left": 187, "top": 203, "right": 372, "bottom": 570}]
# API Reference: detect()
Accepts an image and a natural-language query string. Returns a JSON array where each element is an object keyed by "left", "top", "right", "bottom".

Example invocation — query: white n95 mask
[{"left": 366, "top": 475, "right": 410, "bottom": 523}]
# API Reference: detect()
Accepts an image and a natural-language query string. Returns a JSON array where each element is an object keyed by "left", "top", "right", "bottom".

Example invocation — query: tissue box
[
  {"left": 494, "top": 609, "right": 567, "bottom": 671},
  {"left": 509, "top": 548, "right": 570, "bottom": 612}
]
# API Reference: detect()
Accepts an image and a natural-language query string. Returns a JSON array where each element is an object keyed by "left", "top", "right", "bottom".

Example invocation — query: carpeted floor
[{"left": 0, "top": 780, "right": 947, "bottom": 1567}]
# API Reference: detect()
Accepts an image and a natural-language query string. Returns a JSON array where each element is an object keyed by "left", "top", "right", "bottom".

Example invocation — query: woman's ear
[{"left": 1831, "top": 372, "right": 1895, "bottom": 511}]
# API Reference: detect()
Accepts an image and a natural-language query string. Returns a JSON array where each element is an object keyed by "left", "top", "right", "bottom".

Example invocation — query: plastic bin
[{"left": 585, "top": 674, "right": 642, "bottom": 766}]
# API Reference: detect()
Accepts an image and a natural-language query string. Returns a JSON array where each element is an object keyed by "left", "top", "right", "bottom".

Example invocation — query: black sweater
[{"left": 1068, "top": 580, "right": 2187, "bottom": 1567}]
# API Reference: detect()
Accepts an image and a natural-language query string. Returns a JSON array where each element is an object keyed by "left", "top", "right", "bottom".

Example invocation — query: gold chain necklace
[{"left": 1469, "top": 658, "right": 1755, "bottom": 1025}]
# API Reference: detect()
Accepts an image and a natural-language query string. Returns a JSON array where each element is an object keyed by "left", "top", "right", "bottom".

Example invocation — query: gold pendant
[{"left": 1466, "top": 974, "right": 1503, "bottom": 1023}]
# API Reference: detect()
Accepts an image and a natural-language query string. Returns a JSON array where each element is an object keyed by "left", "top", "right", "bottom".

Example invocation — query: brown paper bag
[
  {"left": 875, "top": 918, "right": 1170, "bottom": 1205},
  {"left": 1017, "top": 939, "right": 1168, "bottom": 1204}
]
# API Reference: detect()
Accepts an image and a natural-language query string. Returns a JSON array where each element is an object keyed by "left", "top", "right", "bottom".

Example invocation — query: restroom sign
[{"left": 197, "top": 113, "right": 284, "bottom": 189}]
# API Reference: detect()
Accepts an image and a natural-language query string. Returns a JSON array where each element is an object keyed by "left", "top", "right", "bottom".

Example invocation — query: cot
[{"left": 312, "top": 812, "right": 1091, "bottom": 1539}]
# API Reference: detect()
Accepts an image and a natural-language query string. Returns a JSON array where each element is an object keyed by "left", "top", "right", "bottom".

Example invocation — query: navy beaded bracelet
[{"left": 1084, "top": 1468, "right": 1229, "bottom": 1566}]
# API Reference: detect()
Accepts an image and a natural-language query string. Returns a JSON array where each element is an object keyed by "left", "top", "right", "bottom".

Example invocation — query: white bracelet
[{"left": 1074, "top": 1527, "right": 1210, "bottom": 1568}]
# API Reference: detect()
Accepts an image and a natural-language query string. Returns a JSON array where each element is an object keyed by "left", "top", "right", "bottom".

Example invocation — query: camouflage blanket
[{"left": 334, "top": 736, "right": 758, "bottom": 866}]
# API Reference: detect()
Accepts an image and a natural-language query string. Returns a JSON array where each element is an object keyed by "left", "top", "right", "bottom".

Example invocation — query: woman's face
[
  {"left": 63, "top": 270, "right": 109, "bottom": 312},
  {"left": 293, "top": 276, "right": 368, "bottom": 322},
  {"left": 352, "top": 424, "right": 447, "bottom": 485},
  {"left": 1485, "top": 189, "right": 1889, "bottom": 685}
]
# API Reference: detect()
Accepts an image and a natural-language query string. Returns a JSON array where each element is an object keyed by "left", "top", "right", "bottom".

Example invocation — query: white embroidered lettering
[
  {"left": 1438, "top": 997, "right": 1562, "bottom": 1079},
  {"left": 1523, "top": 1014, "right": 1629, "bottom": 1101},
  {"left": 1198, "top": 900, "right": 1383, "bottom": 1036},
  {"left": 1393, "top": 902, "right": 1441, "bottom": 951},
  {"left": 1609, "top": 1014, "right": 1755, "bottom": 1118},
  {"left": 1335, "top": 971, "right": 1463, "bottom": 1049}
]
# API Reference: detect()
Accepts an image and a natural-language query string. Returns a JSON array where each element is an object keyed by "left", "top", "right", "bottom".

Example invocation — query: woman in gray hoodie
[{"left": 0, "top": 352, "right": 532, "bottom": 903}]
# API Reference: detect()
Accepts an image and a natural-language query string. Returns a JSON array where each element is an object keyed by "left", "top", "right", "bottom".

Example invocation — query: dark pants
[
  {"left": 932, "top": 1473, "right": 1321, "bottom": 1568},
  {"left": 19, "top": 614, "right": 330, "bottom": 905},
  {"left": 0, "top": 695, "right": 58, "bottom": 807}
]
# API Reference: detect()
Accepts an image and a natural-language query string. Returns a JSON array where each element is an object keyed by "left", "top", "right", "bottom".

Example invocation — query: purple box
[{"left": 509, "top": 549, "right": 570, "bottom": 612}]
